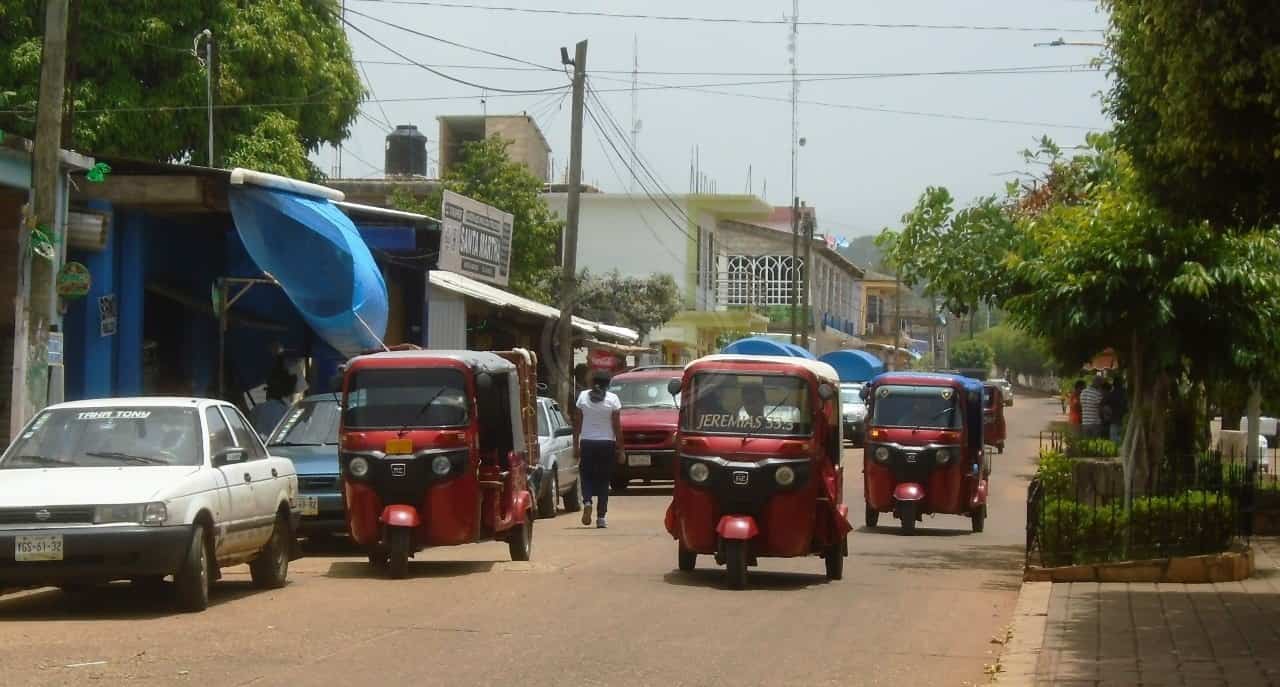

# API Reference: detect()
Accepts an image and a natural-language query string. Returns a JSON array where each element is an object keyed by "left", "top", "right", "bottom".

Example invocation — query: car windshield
[
  {"left": 840, "top": 386, "right": 865, "bottom": 407},
  {"left": 344, "top": 367, "right": 469, "bottom": 429},
  {"left": 537, "top": 405, "right": 550, "bottom": 437},
  {"left": 611, "top": 378, "right": 680, "bottom": 409},
  {"left": 685, "top": 372, "right": 811, "bottom": 436},
  {"left": 871, "top": 385, "right": 963, "bottom": 429},
  {"left": 0, "top": 406, "right": 202, "bottom": 468},
  {"left": 270, "top": 398, "right": 340, "bottom": 446}
]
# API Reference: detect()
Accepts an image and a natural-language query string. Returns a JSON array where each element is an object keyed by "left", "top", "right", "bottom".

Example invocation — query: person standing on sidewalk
[
  {"left": 1079, "top": 375, "right": 1106, "bottom": 439},
  {"left": 572, "top": 370, "right": 625, "bottom": 529}
]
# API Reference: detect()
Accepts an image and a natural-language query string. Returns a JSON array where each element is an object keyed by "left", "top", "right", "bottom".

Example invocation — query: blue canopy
[
  {"left": 228, "top": 186, "right": 388, "bottom": 358},
  {"left": 720, "top": 336, "right": 817, "bottom": 360},
  {"left": 819, "top": 349, "right": 886, "bottom": 383}
]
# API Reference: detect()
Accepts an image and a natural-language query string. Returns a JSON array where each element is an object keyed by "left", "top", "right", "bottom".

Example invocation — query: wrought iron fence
[{"left": 1025, "top": 451, "right": 1255, "bottom": 568}]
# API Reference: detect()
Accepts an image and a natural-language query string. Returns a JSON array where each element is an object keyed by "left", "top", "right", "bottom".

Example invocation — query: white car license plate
[
  {"left": 628, "top": 454, "right": 652, "bottom": 467},
  {"left": 297, "top": 496, "right": 320, "bottom": 517},
  {"left": 15, "top": 534, "right": 63, "bottom": 562}
]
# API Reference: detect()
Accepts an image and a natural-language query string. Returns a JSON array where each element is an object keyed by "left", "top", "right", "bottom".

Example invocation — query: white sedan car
[{"left": 0, "top": 398, "right": 299, "bottom": 612}]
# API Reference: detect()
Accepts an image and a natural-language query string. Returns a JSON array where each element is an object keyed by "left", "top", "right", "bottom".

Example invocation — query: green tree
[
  {"left": 573, "top": 270, "right": 682, "bottom": 339},
  {"left": 979, "top": 325, "right": 1053, "bottom": 380},
  {"left": 394, "top": 136, "right": 562, "bottom": 301},
  {"left": 0, "top": 1, "right": 361, "bottom": 179},
  {"left": 949, "top": 339, "right": 995, "bottom": 372},
  {"left": 1102, "top": 0, "right": 1280, "bottom": 229}
]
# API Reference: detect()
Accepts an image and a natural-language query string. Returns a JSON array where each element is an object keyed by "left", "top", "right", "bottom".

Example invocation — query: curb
[{"left": 994, "top": 580, "right": 1051, "bottom": 685}]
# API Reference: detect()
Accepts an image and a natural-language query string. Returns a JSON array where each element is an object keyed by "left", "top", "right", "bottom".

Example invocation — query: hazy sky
[{"left": 318, "top": 0, "right": 1110, "bottom": 236}]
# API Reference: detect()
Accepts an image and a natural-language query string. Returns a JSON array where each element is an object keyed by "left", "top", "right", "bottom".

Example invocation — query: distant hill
[{"left": 838, "top": 235, "right": 889, "bottom": 274}]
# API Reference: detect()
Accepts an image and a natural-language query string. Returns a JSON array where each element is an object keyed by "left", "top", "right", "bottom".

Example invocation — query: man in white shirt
[{"left": 572, "top": 371, "right": 625, "bottom": 528}]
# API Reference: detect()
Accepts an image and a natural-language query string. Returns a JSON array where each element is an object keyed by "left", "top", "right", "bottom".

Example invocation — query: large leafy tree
[
  {"left": 573, "top": 270, "right": 682, "bottom": 339},
  {"left": 394, "top": 136, "right": 562, "bottom": 301},
  {"left": 1102, "top": 0, "right": 1280, "bottom": 229},
  {"left": 0, "top": 0, "right": 361, "bottom": 179}
]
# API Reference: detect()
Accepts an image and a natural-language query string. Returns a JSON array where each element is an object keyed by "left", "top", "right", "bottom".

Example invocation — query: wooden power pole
[
  {"left": 801, "top": 203, "right": 813, "bottom": 351},
  {"left": 789, "top": 196, "right": 800, "bottom": 344},
  {"left": 556, "top": 40, "right": 587, "bottom": 408},
  {"left": 29, "top": 0, "right": 70, "bottom": 408}
]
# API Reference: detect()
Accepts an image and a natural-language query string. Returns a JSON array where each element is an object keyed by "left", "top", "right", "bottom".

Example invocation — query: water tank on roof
[{"left": 384, "top": 124, "right": 428, "bottom": 177}]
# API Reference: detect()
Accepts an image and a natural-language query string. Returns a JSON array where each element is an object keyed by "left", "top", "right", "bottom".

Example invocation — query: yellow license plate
[{"left": 385, "top": 438, "right": 412, "bottom": 454}]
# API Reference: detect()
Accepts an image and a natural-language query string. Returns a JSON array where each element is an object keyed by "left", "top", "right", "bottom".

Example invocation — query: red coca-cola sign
[{"left": 589, "top": 349, "right": 620, "bottom": 371}]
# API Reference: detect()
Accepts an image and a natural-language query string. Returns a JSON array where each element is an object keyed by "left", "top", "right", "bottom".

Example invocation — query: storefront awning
[
  {"left": 227, "top": 169, "right": 388, "bottom": 357},
  {"left": 427, "top": 270, "right": 638, "bottom": 344}
]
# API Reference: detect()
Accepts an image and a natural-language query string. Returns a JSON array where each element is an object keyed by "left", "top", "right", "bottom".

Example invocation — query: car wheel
[
  {"left": 537, "top": 469, "right": 558, "bottom": 519},
  {"left": 508, "top": 508, "right": 533, "bottom": 562},
  {"left": 368, "top": 550, "right": 389, "bottom": 570},
  {"left": 723, "top": 540, "right": 748, "bottom": 590},
  {"left": 865, "top": 504, "right": 879, "bottom": 528},
  {"left": 173, "top": 524, "right": 211, "bottom": 612},
  {"left": 678, "top": 543, "right": 697, "bottom": 572},
  {"left": 562, "top": 475, "right": 583, "bottom": 512},
  {"left": 898, "top": 502, "right": 918, "bottom": 536},
  {"left": 249, "top": 514, "right": 290, "bottom": 589},
  {"left": 971, "top": 505, "right": 987, "bottom": 533},
  {"left": 825, "top": 537, "right": 845, "bottom": 581},
  {"left": 387, "top": 527, "right": 411, "bottom": 579}
]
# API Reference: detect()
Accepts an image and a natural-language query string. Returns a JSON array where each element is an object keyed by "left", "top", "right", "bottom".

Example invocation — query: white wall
[{"left": 544, "top": 194, "right": 691, "bottom": 291}]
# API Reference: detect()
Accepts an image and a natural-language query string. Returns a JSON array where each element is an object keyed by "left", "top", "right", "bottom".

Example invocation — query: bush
[
  {"left": 1065, "top": 436, "right": 1119, "bottom": 458},
  {"left": 950, "top": 339, "right": 995, "bottom": 370},
  {"left": 1037, "top": 450, "right": 1074, "bottom": 499}
]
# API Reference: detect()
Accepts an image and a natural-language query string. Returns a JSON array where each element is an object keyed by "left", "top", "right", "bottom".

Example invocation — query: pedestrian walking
[
  {"left": 1106, "top": 376, "right": 1128, "bottom": 443},
  {"left": 573, "top": 370, "right": 624, "bottom": 529},
  {"left": 1079, "top": 375, "right": 1106, "bottom": 439},
  {"left": 1068, "top": 380, "right": 1085, "bottom": 432}
]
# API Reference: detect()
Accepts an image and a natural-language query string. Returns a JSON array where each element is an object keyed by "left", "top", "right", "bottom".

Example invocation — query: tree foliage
[
  {"left": 573, "top": 270, "right": 682, "bottom": 339},
  {"left": 0, "top": 0, "right": 361, "bottom": 179},
  {"left": 394, "top": 136, "right": 562, "bottom": 301},
  {"left": 979, "top": 325, "right": 1053, "bottom": 380},
  {"left": 1102, "top": 0, "right": 1280, "bottom": 229},
  {"left": 949, "top": 339, "right": 995, "bottom": 371}
]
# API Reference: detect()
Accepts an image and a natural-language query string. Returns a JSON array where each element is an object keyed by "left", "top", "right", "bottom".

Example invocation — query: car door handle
[
  {"left": 271, "top": 468, "right": 278, "bottom": 477},
  {"left": 244, "top": 473, "right": 252, "bottom": 483}
]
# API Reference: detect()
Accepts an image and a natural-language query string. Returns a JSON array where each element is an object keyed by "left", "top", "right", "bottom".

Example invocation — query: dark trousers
[{"left": 579, "top": 440, "right": 617, "bottom": 517}]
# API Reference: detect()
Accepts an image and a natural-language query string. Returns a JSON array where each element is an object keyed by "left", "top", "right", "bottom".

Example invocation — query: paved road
[{"left": 0, "top": 396, "right": 1057, "bottom": 687}]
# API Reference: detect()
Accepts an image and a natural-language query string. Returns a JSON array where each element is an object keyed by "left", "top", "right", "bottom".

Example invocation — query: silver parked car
[
  {"left": 991, "top": 378, "right": 1014, "bottom": 406},
  {"left": 532, "top": 396, "right": 582, "bottom": 518}
]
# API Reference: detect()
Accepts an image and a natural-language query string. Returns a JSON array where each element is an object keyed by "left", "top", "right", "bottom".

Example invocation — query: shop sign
[
  {"left": 98, "top": 294, "right": 117, "bottom": 337},
  {"left": 439, "top": 190, "right": 514, "bottom": 287},
  {"left": 56, "top": 261, "right": 91, "bottom": 298},
  {"left": 589, "top": 349, "right": 620, "bottom": 372},
  {"left": 46, "top": 332, "right": 63, "bottom": 366}
]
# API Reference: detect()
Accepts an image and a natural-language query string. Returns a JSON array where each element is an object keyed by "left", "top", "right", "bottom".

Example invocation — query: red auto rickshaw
[
  {"left": 862, "top": 372, "right": 989, "bottom": 535},
  {"left": 982, "top": 382, "right": 1007, "bottom": 454},
  {"left": 664, "top": 355, "right": 853, "bottom": 589},
  {"left": 338, "top": 349, "right": 537, "bottom": 578}
]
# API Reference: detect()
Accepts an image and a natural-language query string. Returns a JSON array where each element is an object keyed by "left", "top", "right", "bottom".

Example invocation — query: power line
[
  {"left": 358, "top": 61, "right": 396, "bottom": 130},
  {"left": 587, "top": 121, "right": 685, "bottom": 263},
  {"left": 342, "top": 5, "right": 559, "bottom": 72},
  {"left": 339, "top": 13, "right": 567, "bottom": 94},
  {"left": 347, "top": 0, "right": 1105, "bottom": 33}
]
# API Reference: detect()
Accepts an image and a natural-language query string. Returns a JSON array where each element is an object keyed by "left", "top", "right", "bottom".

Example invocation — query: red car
[{"left": 608, "top": 366, "right": 683, "bottom": 492}]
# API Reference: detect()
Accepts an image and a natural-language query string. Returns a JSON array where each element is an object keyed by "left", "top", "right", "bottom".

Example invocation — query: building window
[{"left": 719, "top": 254, "right": 805, "bottom": 306}]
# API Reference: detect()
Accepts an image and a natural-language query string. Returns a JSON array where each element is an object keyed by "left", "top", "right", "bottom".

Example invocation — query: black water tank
[{"left": 384, "top": 124, "right": 428, "bottom": 176}]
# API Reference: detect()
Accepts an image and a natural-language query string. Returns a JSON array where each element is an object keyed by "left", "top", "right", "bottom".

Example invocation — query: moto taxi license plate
[
  {"left": 16, "top": 534, "right": 63, "bottom": 562},
  {"left": 385, "top": 438, "right": 412, "bottom": 455},
  {"left": 296, "top": 496, "right": 320, "bottom": 516},
  {"left": 628, "top": 454, "right": 652, "bottom": 467}
]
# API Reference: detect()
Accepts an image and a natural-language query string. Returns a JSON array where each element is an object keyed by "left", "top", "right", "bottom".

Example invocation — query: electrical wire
[
  {"left": 346, "top": 0, "right": 1105, "bottom": 33},
  {"left": 588, "top": 120, "right": 686, "bottom": 264},
  {"left": 359, "top": 61, "right": 396, "bottom": 131},
  {"left": 339, "top": 13, "right": 569, "bottom": 94},
  {"left": 342, "top": 5, "right": 560, "bottom": 72}
]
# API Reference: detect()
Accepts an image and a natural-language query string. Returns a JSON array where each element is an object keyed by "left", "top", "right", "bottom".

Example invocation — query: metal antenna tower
[
  {"left": 630, "top": 36, "right": 641, "bottom": 193},
  {"left": 789, "top": 0, "right": 799, "bottom": 206}
]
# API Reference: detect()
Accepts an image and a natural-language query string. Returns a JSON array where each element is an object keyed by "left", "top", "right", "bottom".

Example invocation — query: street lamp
[{"left": 1034, "top": 37, "right": 1105, "bottom": 48}]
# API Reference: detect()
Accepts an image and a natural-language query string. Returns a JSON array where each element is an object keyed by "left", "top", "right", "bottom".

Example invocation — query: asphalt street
[{"left": 0, "top": 395, "right": 1057, "bottom": 687}]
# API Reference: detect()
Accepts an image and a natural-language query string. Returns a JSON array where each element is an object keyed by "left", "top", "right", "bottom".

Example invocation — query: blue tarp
[
  {"left": 819, "top": 349, "right": 886, "bottom": 383},
  {"left": 720, "top": 336, "right": 817, "bottom": 360},
  {"left": 228, "top": 186, "right": 388, "bottom": 358}
]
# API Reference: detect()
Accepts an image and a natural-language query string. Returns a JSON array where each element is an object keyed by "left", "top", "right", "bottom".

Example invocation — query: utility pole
[
  {"left": 557, "top": 40, "right": 587, "bottom": 409},
  {"left": 195, "top": 29, "right": 214, "bottom": 166},
  {"left": 789, "top": 196, "right": 800, "bottom": 345},
  {"left": 29, "top": 0, "right": 70, "bottom": 410},
  {"left": 891, "top": 273, "right": 902, "bottom": 371}
]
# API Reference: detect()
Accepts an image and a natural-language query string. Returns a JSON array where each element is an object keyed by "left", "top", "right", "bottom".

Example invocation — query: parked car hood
[
  {"left": 0, "top": 466, "right": 202, "bottom": 506},
  {"left": 269, "top": 444, "right": 339, "bottom": 476},
  {"left": 620, "top": 407, "right": 678, "bottom": 430}
]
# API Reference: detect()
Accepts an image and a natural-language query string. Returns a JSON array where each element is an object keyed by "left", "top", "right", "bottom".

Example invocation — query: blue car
[{"left": 266, "top": 395, "right": 345, "bottom": 538}]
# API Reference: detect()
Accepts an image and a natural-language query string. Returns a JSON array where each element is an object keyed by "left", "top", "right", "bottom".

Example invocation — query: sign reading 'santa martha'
[{"left": 439, "top": 190, "right": 514, "bottom": 287}]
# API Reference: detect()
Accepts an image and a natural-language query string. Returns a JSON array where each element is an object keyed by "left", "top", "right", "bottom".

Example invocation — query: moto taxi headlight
[
  {"left": 348, "top": 456, "right": 371, "bottom": 478},
  {"left": 431, "top": 454, "right": 452, "bottom": 476},
  {"left": 935, "top": 448, "right": 953, "bottom": 465},
  {"left": 688, "top": 462, "right": 711, "bottom": 484},
  {"left": 774, "top": 465, "right": 796, "bottom": 487},
  {"left": 873, "top": 446, "right": 891, "bottom": 463}
]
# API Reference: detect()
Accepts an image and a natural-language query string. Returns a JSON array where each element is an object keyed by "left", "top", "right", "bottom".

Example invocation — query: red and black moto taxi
[
  {"left": 665, "top": 355, "right": 853, "bottom": 589},
  {"left": 982, "top": 383, "right": 1008, "bottom": 455},
  {"left": 337, "top": 350, "right": 537, "bottom": 578},
  {"left": 862, "top": 372, "right": 989, "bottom": 535}
]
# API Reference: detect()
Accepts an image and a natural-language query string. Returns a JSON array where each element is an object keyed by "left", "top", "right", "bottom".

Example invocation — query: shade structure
[
  {"left": 228, "top": 185, "right": 388, "bottom": 357},
  {"left": 819, "top": 349, "right": 886, "bottom": 383},
  {"left": 720, "top": 336, "right": 816, "bottom": 360}
]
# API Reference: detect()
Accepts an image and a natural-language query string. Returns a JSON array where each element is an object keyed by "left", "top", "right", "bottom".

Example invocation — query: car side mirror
[
  {"left": 213, "top": 447, "right": 247, "bottom": 467},
  {"left": 555, "top": 426, "right": 574, "bottom": 438},
  {"left": 818, "top": 383, "right": 836, "bottom": 401},
  {"left": 667, "top": 379, "right": 682, "bottom": 396}
]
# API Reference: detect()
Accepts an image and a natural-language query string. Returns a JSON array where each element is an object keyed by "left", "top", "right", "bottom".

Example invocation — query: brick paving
[{"left": 1026, "top": 538, "right": 1280, "bottom": 686}]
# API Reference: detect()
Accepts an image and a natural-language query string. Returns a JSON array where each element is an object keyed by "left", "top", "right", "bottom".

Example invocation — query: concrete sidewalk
[{"left": 1001, "top": 538, "right": 1280, "bottom": 686}]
